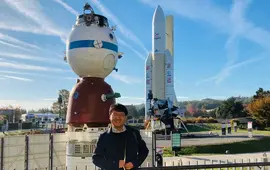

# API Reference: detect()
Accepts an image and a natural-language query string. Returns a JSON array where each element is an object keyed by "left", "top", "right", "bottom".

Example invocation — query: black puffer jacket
[{"left": 92, "top": 125, "right": 149, "bottom": 170}]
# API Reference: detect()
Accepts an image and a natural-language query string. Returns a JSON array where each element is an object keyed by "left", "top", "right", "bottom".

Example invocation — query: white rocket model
[{"left": 145, "top": 5, "right": 177, "bottom": 120}]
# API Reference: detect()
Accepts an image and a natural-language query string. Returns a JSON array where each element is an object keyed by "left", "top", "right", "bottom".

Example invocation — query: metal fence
[
  {"left": 0, "top": 133, "right": 66, "bottom": 170},
  {"left": 138, "top": 159, "right": 270, "bottom": 170},
  {"left": 3, "top": 161, "right": 270, "bottom": 170},
  {"left": 1, "top": 130, "right": 270, "bottom": 170},
  {"left": 139, "top": 162, "right": 270, "bottom": 170}
]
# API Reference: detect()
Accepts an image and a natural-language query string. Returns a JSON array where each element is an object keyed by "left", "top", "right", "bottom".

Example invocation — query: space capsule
[{"left": 65, "top": 3, "right": 122, "bottom": 128}]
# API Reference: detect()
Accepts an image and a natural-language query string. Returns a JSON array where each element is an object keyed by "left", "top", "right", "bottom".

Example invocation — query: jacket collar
[{"left": 107, "top": 124, "right": 127, "bottom": 134}]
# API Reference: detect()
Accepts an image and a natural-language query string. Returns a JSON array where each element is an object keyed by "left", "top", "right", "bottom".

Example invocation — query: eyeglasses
[{"left": 111, "top": 112, "right": 126, "bottom": 118}]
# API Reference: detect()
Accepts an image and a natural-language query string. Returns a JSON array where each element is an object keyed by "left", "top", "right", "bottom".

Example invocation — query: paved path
[
  {"left": 157, "top": 132, "right": 264, "bottom": 147},
  {"left": 161, "top": 152, "right": 270, "bottom": 168}
]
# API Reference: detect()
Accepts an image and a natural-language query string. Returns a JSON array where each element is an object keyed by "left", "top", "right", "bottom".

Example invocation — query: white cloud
[
  {"left": 63, "top": 77, "right": 78, "bottom": 80},
  {"left": 90, "top": 0, "right": 148, "bottom": 55},
  {"left": 0, "top": 99, "right": 53, "bottom": 111},
  {"left": 0, "top": 52, "right": 67, "bottom": 65},
  {"left": 110, "top": 72, "right": 142, "bottom": 84},
  {"left": 208, "top": 96, "right": 228, "bottom": 100},
  {"left": 3, "top": 0, "right": 69, "bottom": 42},
  {"left": 53, "top": 0, "right": 79, "bottom": 16},
  {"left": 214, "top": 0, "right": 251, "bottom": 84},
  {"left": 0, "top": 61, "right": 68, "bottom": 72},
  {"left": 0, "top": 14, "right": 49, "bottom": 36},
  {"left": 0, "top": 71, "right": 77, "bottom": 82},
  {"left": 0, "top": 33, "right": 42, "bottom": 50},
  {"left": 0, "top": 32, "right": 64, "bottom": 60},
  {"left": 2, "top": 75, "right": 33, "bottom": 82},
  {"left": 120, "top": 96, "right": 144, "bottom": 100},
  {"left": 116, "top": 98, "right": 144, "bottom": 105},
  {"left": 196, "top": 54, "right": 266, "bottom": 85},
  {"left": 196, "top": 0, "right": 266, "bottom": 85},
  {"left": 0, "top": 40, "right": 32, "bottom": 52},
  {"left": 118, "top": 38, "right": 145, "bottom": 60},
  {"left": 0, "top": 52, "right": 45, "bottom": 61},
  {"left": 177, "top": 96, "right": 189, "bottom": 100}
]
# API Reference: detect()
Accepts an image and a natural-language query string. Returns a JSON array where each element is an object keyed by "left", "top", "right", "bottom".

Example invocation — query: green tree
[
  {"left": 207, "top": 109, "right": 217, "bottom": 118},
  {"left": 125, "top": 105, "right": 139, "bottom": 118},
  {"left": 253, "top": 88, "right": 270, "bottom": 100},
  {"left": 215, "top": 97, "right": 247, "bottom": 119},
  {"left": 51, "top": 89, "right": 69, "bottom": 118},
  {"left": 137, "top": 106, "right": 145, "bottom": 117},
  {"left": 28, "top": 108, "right": 52, "bottom": 113}
]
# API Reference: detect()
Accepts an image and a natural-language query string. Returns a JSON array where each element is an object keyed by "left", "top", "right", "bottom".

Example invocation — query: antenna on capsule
[
  {"left": 83, "top": 3, "right": 95, "bottom": 26},
  {"left": 83, "top": 3, "right": 94, "bottom": 14}
]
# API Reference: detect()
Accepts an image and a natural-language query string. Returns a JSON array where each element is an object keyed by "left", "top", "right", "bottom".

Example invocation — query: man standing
[{"left": 92, "top": 103, "right": 149, "bottom": 170}]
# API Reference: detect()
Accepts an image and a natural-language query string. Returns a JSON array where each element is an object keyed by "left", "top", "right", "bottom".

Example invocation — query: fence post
[
  {"left": 49, "top": 133, "right": 54, "bottom": 170},
  {"left": 1, "top": 138, "right": 4, "bottom": 170},
  {"left": 152, "top": 130, "right": 156, "bottom": 167},
  {"left": 24, "top": 135, "right": 29, "bottom": 170}
]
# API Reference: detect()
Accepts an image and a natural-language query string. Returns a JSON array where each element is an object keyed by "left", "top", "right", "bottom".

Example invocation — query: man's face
[{"left": 110, "top": 111, "right": 126, "bottom": 128}]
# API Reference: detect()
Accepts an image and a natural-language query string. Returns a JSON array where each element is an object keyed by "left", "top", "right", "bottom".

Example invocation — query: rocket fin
[{"left": 145, "top": 53, "right": 152, "bottom": 120}]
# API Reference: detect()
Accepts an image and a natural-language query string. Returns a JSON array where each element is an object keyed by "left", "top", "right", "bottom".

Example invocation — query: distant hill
[{"left": 126, "top": 96, "right": 253, "bottom": 112}]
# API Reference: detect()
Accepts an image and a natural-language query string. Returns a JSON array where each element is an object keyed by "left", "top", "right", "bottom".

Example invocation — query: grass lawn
[
  {"left": 182, "top": 125, "right": 210, "bottom": 133},
  {"left": 184, "top": 124, "right": 270, "bottom": 136},
  {"left": 211, "top": 129, "right": 270, "bottom": 136},
  {"left": 163, "top": 136, "right": 270, "bottom": 156}
]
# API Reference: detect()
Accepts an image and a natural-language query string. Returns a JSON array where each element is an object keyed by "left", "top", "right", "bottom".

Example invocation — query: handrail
[{"left": 138, "top": 161, "right": 270, "bottom": 170}]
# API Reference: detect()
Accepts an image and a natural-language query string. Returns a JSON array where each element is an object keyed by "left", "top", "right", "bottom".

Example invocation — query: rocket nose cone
[
  {"left": 153, "top": 5, "right": 165, "bottom": 21},
  {"left": 156, "top": 5, "right": 162, "bottom": 11}
]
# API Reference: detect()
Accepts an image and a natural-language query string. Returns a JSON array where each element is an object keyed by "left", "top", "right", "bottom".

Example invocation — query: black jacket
[{"left": 92, "top": 125, "right": 149, "bottom": 170}]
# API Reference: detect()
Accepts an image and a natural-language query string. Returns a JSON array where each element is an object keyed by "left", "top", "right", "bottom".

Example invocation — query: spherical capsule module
[{"left": 66, "top": 13, "right": 118, "bottom": 78}]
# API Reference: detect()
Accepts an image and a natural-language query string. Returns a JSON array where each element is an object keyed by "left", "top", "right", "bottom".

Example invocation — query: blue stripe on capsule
[{"left": 69, "top": 40, "right": 118, "bottom": 52}]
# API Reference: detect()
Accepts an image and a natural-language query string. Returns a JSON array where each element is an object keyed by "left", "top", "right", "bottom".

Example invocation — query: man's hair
[{"left": 109, "top": 103, "right": 128, "bottom": 115}]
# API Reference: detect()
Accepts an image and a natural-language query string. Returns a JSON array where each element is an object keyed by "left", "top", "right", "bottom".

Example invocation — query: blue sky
[{"left": 0, "top": 0, "right": 270, "bottom": 110}]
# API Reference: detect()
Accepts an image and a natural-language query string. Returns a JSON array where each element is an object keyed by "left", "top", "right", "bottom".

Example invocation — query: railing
[
  {"left": 139, "top": 161, "right": 270, "bottom": 169},
  {"left": 4, "top": 161, "right": 270, "bottom": 170},
  {"left": 1, "top": 130, "right": 269, "bottom": 170},
  {"left": 137, "top": 158, "right": 270, "bottom": 170}
]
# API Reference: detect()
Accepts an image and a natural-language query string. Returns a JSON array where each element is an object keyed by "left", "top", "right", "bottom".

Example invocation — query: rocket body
[
  {"left": 152, "top": 6, "right": 165, "bottom": 100},
  {"left": 145, "top": 6, "right": 177, "bottom": 120}
]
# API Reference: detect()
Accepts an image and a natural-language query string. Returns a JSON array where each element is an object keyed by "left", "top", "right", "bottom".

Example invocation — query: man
[{"left": 92, "top": 103, "right": 149, "bottom": 170}]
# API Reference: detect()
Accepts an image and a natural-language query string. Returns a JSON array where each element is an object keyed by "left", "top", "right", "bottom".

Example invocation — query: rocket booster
[{"left": 145, "top": 5, "right": 177, "bottom": 120}]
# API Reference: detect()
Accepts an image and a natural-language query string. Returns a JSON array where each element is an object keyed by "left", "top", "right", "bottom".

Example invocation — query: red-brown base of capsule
[{"left": 66, "top": 77, "right": 115, "bottom": 128}]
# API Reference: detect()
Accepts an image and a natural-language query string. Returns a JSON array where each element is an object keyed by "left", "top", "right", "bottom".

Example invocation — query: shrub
[
  {"left": 195, "top": 117, "right": 204, "bottom": 123},
  {"left": 183, "top": 117, "right": 218, "bottom": 124},
  {"left": 207, "top": 117, "right": 218, "bottom": 123},
  {"left": 230, "top": 119, "right": 240, "bottom": 127}
]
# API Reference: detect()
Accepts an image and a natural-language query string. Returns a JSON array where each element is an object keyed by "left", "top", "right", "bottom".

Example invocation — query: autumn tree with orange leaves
[{"left": 247, "top": 88, "right": 270, "bottom": 127}]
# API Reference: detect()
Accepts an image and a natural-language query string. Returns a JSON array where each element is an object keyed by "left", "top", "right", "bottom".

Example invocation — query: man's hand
[
  {"left": 124, "top": 162, "right": 134, "bottom": 169},
  {"left": 119, "top": 160, "right": 125, "bottom": 168}
]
